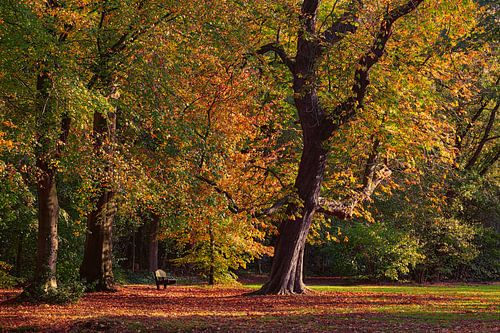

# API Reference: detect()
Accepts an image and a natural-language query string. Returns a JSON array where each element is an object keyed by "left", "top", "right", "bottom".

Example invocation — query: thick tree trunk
[
  {"left": 257, "top": 139, "right": 327, "bottom": 294},
  {"left": 257, "top": 8, "right": 328, "bottom": 292},
  {"left": 148, "top": 214, "right": 160, "bottom": 272},
  {"left": 32, "top": 71, "right": 60, "bottom": 293},
  {"left": 80, "top": 110, "right": 117, "bottom": 291},
  {"left": 80, "top": 190, "right": 116, "bottom": 290},
  {"left": 255, "top": 0, "right": 422, "bottom": 295},
  {"left": 34, "top": 164, "right": 59, "bottom": 292}
]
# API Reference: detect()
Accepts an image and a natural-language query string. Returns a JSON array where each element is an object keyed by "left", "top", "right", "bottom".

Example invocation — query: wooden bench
[{"left": 153, "top": 269, "right": 176, "bottom": 290}]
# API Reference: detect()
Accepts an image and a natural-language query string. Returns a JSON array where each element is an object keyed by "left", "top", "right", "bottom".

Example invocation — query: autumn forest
[{"left": 0, "top": 0, "right": 498, "bottom": 331}]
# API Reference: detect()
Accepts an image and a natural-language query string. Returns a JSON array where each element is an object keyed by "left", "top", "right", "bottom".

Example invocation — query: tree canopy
[{"left": 0, "top": 0, "right": 498, "bottom": 298}]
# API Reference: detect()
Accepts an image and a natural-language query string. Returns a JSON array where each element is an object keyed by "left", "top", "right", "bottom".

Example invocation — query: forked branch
[
  {"left": 317, "top": 163, "right": 391, "bottom": 219},
  {"left": 257, "top": 42, "right": 295, "bottom": 73},
  {"left": 321, "top": 0, "right": 425, "bottom": 139},
  {"left": 321, "top": 0, "right": 362, "bottom": 46}
]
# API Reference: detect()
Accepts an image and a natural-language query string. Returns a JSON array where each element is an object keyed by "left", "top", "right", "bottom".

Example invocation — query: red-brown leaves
[{"left": 1, "top": 285, "right": 498, "bottom": 332}]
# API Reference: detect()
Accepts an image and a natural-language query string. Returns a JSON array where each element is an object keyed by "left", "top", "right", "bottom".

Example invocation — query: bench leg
[{"left": 156, "top": 283, "right": 160, "bottom": 290}]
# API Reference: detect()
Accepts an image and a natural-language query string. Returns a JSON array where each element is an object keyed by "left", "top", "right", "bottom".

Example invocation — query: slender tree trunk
[
  {"left": 148, "top": 213, "right": 160, "bottom": 272},
  {"left": 208, "top": 219, "right": 215, "bottom": 285},
  {"left": 15, "top": 235, "right": 23, "bottom": 276},
  {"left": 131, "top": 232, "right": 136, "bottom": 272},
  {"left": 135, "top": 225, "right": 142, "bottom": 270},
  {"left": 138, "top": 224, "right": 147, "bottom": 270}
]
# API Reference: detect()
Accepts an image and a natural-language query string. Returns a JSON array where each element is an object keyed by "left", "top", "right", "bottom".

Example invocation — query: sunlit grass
[
  {"left": 309, "top": 284, "right": 500, "bottom": 295},
  {"left": 242, "top": 282, "right": 500, "bottom": 322},
  {"left": 243, "top": 283, "right": 499, "bottom": 295}
]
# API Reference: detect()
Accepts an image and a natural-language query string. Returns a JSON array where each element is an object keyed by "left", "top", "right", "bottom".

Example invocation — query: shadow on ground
[{"left": 1, "top": 285, "right": 498, "bottom": 332}]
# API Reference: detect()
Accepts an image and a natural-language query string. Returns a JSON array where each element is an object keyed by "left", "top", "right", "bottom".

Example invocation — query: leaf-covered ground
[{"left": 1, "top": 283, "right": 499, "bottom": 332}]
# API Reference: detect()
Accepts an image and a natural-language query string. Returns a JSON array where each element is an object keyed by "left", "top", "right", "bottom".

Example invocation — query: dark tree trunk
[
  {"left": 28, "top": 1, "right": 73, "bottom": 294},
  {"left": 138, "top": 224, "right": 147, "bottom": 269},
  {"left": 148, "top": 213, "right": 160, "bottom": 272},
  {"left": 255, "top": 0, "right": 423, "bottom": 295},
  {"left": 208, "top": 219, "right": 215, "bottom": 285},
  {"left": 80, "top": 110, "right": 117, "bottom": 291},
  {"left": 135, "top": 225, "right": 143, "bottom": 270},
  {"left": 32, "top": 71, "right": 60, "bottom": 292},
  {"left": 34, "top": 164, "right": 59, "bottom": 292},
  {"left": 80, "top": 189, "right": 116, "bottom": 290},
  {"left": 131, "top": 232, "right": 136, "bottom": 272},
  {"left": 15, "top": 235, "right": 23, "bottom": 276},
  {"left": 257, "top": 0, "right": 328, "bottom": 294},
  {"left": 258, "top": 138, "right": 328, "bottom": 294}
]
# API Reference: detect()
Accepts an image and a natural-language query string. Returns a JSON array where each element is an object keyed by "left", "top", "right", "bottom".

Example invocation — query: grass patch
[{"left": 308, "top": 284, "right": 500, "bottom": 295}]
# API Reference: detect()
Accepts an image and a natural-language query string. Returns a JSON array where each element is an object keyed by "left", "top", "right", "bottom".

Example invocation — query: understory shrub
[
  {"left": 0, "top": 261, "right": 19, "bottom": 288},
  {"left": 414, "top": 218, "right": 480, "bottom": 282},
  {"left": 21, "top": 281, "right": 85, "bottom": 304},
  {"left": 316, "top": 222, "right": 423, "bottom": 281}
]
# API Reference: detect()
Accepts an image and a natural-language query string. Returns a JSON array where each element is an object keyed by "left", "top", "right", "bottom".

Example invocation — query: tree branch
[
  {"left": 479, "top": 148, "right": 499, "bottom": 176},
  {"left": 300, "top": 0, "right": 321, "bottom": 35},
  {"left": 195, "top": 175, "right": 239, "bottom": 213},
  {"left": 318, "top": 137, "right": 390, "bottom": 219},
  {"left": 362, "top": 138, "right": 380, "bottom": 186},
  {"left": 248, "top": 165, "right": 287, "bottom": 188},
  {"left": 317, "top": 164, "right": 391, "bottom": 219},
  {"left": 257, "top": 42, "right": 295, "bottom": 72},
  {"left": 352, "top": 0, "right": 425, "bottom": 107},
  {"left": 195, "top": 174, "right": 291, "bottom": 218},
  {"left": 465, "top": 101, "right": 498, "bottom": 170},
  {"left": 456, "top": 98, "right": 489, "bottom": 151},
  {"left": 54, "top": 114, "right": 71, "bottom": 160},
  {"left": 251, "top": 196, "right": 290, "bottom": 218},
  {"left": 321, "top": 0, "right": 362, "bottom": 46},
  {"left": 321, "top": 0, "right": 425, "bottom": 139},
  {"left": 108, "top": 11, "right": 177, "bottom": 56}
]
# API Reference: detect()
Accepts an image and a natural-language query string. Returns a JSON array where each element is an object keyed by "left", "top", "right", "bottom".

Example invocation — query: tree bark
[
  {"left": 79, "top": 2, "right": 175, "bottom": 290},
  {"left": 148, "top": 213, "right": 160, "bottom": 272},
  {"left": 258, "top": 132, "right": 328, "bottom": 294},
  {"left": 208, "top": 219, "right": 215, "bottom": 285},
  {"left": 34, "top": 163, "right": 59, "bottom": 292},
  {"left": 255, "top": 0, "right": 424, "bottom": 295},
  {"left": 28, "top": 0, "right": 73, "bottom": 294},
  {"left": 80, "top": 110, "right": 117, "bottom": 291},
  {"left": 80, "top": 189, "right": 116, "bottom": 290},
  {"left": 256, "top": 0, "right": 328, "bottom": 295},
  {"left": 32, "top": 71, "right": 59, "bottom": 293}
]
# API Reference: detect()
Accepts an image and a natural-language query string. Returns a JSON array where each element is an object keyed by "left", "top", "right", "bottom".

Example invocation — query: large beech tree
[
  {"left": 0, "top": 0, "right": 76, "bottom": 294},
  {"left": 79, "top": 1, "right": 176, "bottom": 291},
  {"left": 254, "top": 0, "right": 434, "bottom": 294}
]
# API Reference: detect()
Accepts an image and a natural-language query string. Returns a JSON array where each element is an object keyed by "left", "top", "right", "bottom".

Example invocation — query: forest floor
[{"left": 0, "top": 282, "right": 499, "bottom": 332}]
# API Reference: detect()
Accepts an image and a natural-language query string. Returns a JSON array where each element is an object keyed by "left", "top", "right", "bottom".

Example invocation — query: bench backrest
[{"left": 154, "top": 269, "right": 167, "bottom": 278}]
